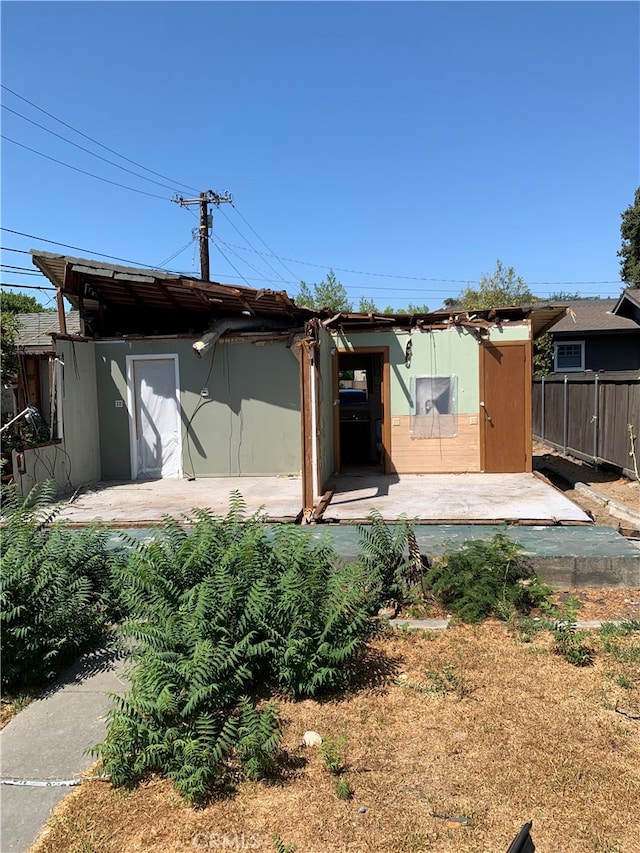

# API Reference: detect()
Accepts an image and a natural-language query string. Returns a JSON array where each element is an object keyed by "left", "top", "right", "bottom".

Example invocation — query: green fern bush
[
  {"left": 0, "top": 482, "right": 123, "bottom": 691},
  {"left": 95, "top": 493, "right": 375, "bottom": 804},
  {"left": 356, "top": 509, "right": 414, "bottom": 602},
  {"left": 425, "top": 533, "right": 551, "bottom": 623}
]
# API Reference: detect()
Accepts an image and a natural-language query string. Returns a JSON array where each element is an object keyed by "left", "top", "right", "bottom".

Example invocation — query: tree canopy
[
  {"left": 0, "top": 312, "right": 19, "bottom": 386},
  {"left": 0, "top": 291, "right": 51, "bottom": 314},
  {"left": 357, "top": 297, "right": 430, "bottom": 315},
  {"left": 618, "top": 187, "right": 640, "bottom": 288},
  {"left": 295, "top": 270, "right": 353, "bottom": 312},
  {"left": 455, "top": 260, "right": 537, "bottom": 309}
]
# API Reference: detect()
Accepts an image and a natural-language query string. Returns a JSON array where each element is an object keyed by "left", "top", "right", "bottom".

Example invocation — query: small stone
[
  {"left": 358, "top": 806, "right": 367, "bottom": 814},
  {"left": 302, "top": 730, "right": 322, "bottom": 747},
  {"left": 378, "top": 599, "right": 399, "bottom": 620}
]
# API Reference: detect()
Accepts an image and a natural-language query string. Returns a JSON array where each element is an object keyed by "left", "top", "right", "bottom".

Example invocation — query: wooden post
[
  {"left": 56, "top": 288, "right": 67, "bottom": 335},
  {"left": 199, "top": 192, "right": 210, "bottom": 283}
]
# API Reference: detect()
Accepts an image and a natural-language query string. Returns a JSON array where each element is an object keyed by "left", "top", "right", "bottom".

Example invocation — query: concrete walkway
[{"left": 0, "top": 647, "right": 128, "bottom": 853}]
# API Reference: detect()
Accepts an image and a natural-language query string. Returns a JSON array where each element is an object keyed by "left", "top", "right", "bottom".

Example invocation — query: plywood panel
[{"left": 389, "top": 417, "right": 481, "bottom": 473}]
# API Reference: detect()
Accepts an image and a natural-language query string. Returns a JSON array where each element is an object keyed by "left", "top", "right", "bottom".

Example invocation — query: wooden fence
[{"left": 532, "top": 371, "right": 640, "bottom": 480}]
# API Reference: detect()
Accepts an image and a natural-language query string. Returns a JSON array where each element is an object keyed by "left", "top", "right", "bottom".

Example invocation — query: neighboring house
[
  {"left": 12, "top": 311, "right": 81, "bottom": 423},
  {"left": 14, "top": 250, "right": 565, "bottom": 510},
  {"left": 547, "top": 295, "right": 640, "bottom": 373}
]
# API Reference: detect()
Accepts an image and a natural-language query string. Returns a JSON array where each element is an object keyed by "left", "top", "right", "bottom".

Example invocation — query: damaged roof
[
  {"left": 31, "top": 249, "right": 566, "bottom": 338},
  {"left": 31, "top": 251, "right": 316, "bottom": 329},
  {"left": 321, "top": 303, "right": 567, "bottom": 337}
]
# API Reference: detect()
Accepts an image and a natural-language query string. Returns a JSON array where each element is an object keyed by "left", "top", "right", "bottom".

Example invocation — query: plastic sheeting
[
  {"left": 410, "top": 375, "right": 458, "bottom": 438},
  {"left": 132, "top": 358, "right": 180, "bottom": 478}
]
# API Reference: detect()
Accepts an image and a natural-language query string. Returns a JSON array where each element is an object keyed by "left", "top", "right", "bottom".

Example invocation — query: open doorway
[{"left": 333, "top": 349, "right": 388, "bottom": 472}]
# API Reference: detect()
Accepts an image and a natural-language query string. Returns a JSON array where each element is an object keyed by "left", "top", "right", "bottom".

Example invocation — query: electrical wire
[
  {"left": 2, "top": 104, "right": 189, "bottom": 195},
  {"left": 0, "top": 265, "right": 43, "bottom": 275},
  {"left": 209, "top": 236, "right": 254, "bottom": 289},
  {"left": 211, "top": 233, "right": 280, "bottom": 286},
  {"left": 231, "top": 203, "right": 300, "bottom": 282},
  {"left": 2, "top": 136, "right": 169, "bottom": 201},
  {"left": 1, "top": 83, "right": 198, "bottom": 195},
  {"left": 154, "top": 238, "right": 197, "bottom": 269},
  {"left": 2, "top": 230, "right": 622, "bottom": 297},
  {"left": 215, "top": 205, "right": 288, "bottom": 284},
  {"left": 213, "top": 238, "right": 622, "bottom": 287},
  {"left": 1, "top": 229, "right": 184, "bottom": 271},
  {"left": 1, "top": 283, "right": 56, "bottom": 290}
]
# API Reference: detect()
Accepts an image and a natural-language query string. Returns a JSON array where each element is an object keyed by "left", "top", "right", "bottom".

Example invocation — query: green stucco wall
[
  {"left": 331, "top": 322, "right": 530, "bottom": 416},
  {"left": 15, "top": 338, "right": 101, "bottom": 495},
  {"left": 332, "top": 327, "right": 480, "bottom": 414},
  {"left": 487, "top": 323, "right": 530, "bottom": 342},
  {"left": 95, "top": 337, "right": 301, "bottom": 480}
]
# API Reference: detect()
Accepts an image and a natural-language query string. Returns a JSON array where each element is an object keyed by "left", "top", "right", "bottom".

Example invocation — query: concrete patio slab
[
  {"left": 53, "top": 476, "right": 304, "bottom": 525},
  {"left": 49, "top": 473, "right": 591, "bottom": 527},
  {"left": 322, "top": 473, "right": 592, "bottom": 524}
]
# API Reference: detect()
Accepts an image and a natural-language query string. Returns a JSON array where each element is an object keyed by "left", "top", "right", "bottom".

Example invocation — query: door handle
[{"left": 480, "top": 402, "right": 492, "bottom": 423}]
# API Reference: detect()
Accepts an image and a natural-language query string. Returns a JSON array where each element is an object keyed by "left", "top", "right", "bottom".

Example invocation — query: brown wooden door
[{"left": 480, "top": 341, "right": 532, "bottom": 473}]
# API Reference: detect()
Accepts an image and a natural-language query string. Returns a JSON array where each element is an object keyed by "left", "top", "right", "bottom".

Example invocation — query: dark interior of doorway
[{"left": 338, "top": 351, "right": 384, "bottom": 472}]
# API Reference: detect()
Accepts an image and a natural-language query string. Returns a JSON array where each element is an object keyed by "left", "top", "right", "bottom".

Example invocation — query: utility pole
[{"left": 173, "top": 190, "right": 233, "bottom": 281}]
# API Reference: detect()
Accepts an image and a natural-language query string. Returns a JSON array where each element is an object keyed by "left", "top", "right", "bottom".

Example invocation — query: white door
[{"left": 128, "top": 357, "right": 181, "bottom": 479}]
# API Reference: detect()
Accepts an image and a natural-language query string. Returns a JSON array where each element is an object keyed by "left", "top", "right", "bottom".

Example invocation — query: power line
[
  {"left": 2, "top": 104, "right": 190, "bottom": 195},
  {"left": 212, "top": 238, "right": 622, "bottom": 287},
  {"left": 209, "top": 236, "right": 254, "bottom": 289},
  {"left": 0, "top": 264, "right": 43, "bottom": 275},
  {"left": 215, "top": 206, "right": 288, "bottom": 285},
  {"left": 155, "top": 238, "right": 197, "bottom": 269},
  {"left": 1, "top": 228, "right": 182, "bottom": 271},
  {"left": 1, "top": 283, "right": 56, "bottom": 291},
  {"left": 210, "top": 235, "right": 279, "bottom": 285},
  {"left": 1, "top": 83, "right": 198, "bottom": 195},
  {"left": 231, "top": 203, "right": 301, "bottom": 282},
  {"left": 1, "top": 230, "right": 623, "bottom": 295},
  {"left": 2, "top": 136, "right": 169, "bottom": 201}
]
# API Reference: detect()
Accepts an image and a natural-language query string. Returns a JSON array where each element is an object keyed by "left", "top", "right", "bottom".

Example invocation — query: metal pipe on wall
[
  {"left": 593, "top": 374, "right": 599, "bottom": 467},
  {"left": 563, "top": 375, "right": 568, "bottom": 455}
]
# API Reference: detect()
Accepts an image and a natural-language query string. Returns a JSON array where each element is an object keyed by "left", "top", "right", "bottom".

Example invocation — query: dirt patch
[
  {"left": 30, "top": 627, "right": 640, "bottom": 853},
  {"left": 533, "top": 440, "right": 640, "bottom": 530},
  {"left": 549, "top": 588, "right": 640, "bottom": 622}
]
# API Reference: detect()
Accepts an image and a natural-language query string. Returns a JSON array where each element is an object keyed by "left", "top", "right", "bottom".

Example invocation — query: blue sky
[{"left": 1, "top": 1, "right": 638, "bottom": 312}]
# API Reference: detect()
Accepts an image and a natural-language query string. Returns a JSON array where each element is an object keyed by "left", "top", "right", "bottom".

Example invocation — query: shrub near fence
[{"left": 533, "top": 370, "right": 640, "bottom": 479}]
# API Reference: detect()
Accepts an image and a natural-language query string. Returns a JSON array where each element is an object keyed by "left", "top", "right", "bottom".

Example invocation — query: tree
[
  {"left": 295, "top": 270, "right": 352, "bottom": 312},
  {"left": 618, "top": 187, "right": 640, "bottom": 287},
  {"left": 357, "top": 297, "right": 430, "bottom": 314},
  {"left": 0, "top": 291, "right": 50, "bottom": 314},
  {"left": 358, "top": 296, "right": 378, "bottom": 313},
  {"left": 456, "top": 259, "right": 537, "bottom": 309},
  {"left": 403, "top": 302, "right": 430, "bottom": 314},
  {"left": 1, "top": 312, "right": 19, "bottom": 386}
]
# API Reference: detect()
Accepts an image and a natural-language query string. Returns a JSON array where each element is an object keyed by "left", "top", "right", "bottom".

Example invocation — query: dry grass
[{"left": 31, "top": 625, "right": 639, "bottom": 853}]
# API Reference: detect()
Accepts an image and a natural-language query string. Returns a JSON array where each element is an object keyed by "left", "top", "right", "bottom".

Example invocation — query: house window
[{"left": 554, "top": 341, "right": 585, "bottom": 372}]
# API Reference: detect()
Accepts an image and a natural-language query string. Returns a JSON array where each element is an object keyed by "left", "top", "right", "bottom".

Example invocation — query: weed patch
[
  {"left": 0, "top": 482, "right": 124, "bottom": 692},
  {"left": 424, "top": 533, "right": 551, "bottom": 623}
]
